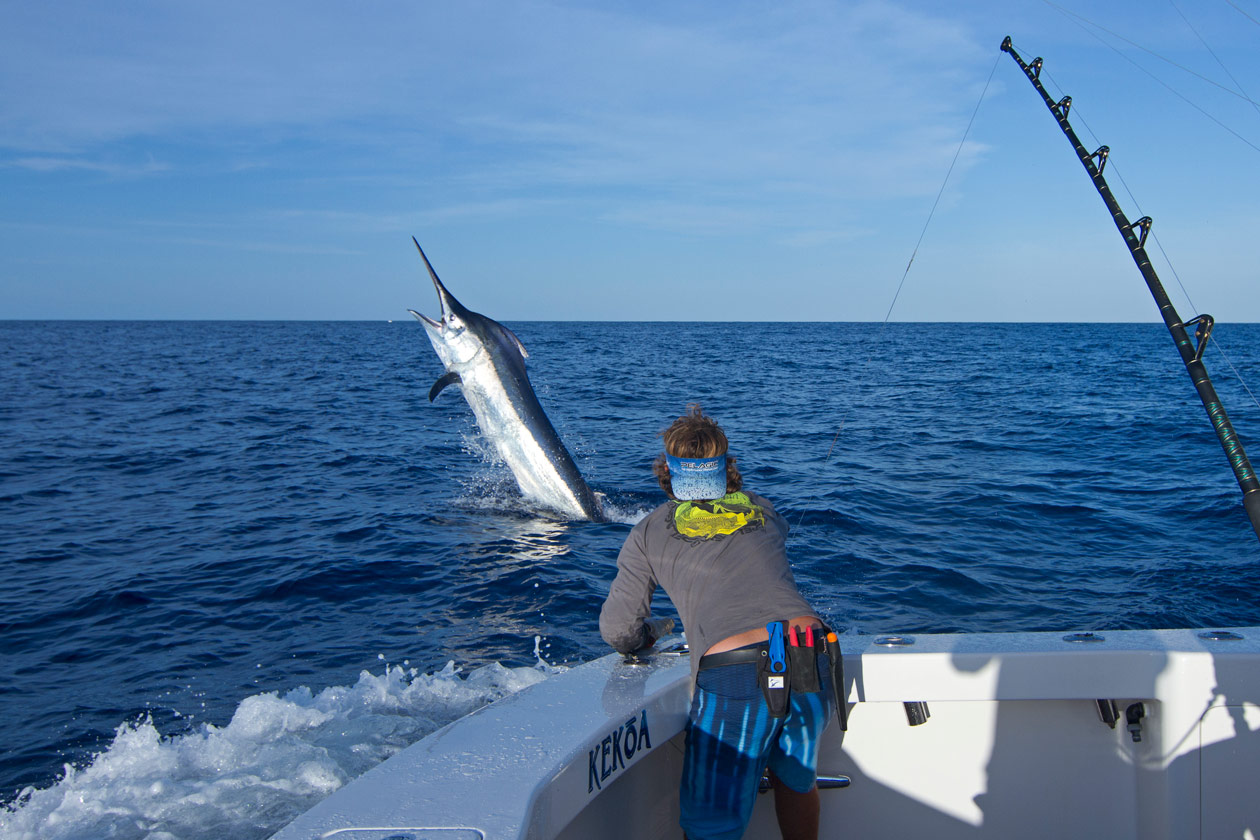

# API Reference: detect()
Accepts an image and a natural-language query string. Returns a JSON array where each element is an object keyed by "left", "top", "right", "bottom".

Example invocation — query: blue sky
[{"left": 2, "top": 0, "right": 1258, "bottom": 321}]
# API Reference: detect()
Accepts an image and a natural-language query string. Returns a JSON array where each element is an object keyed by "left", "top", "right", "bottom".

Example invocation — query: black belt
[
  {"left": 698, "top": 634, "right": 832, "bottom": 671},
  {"left": 697, "top": 643, "right": 767, "bottom": 670}
]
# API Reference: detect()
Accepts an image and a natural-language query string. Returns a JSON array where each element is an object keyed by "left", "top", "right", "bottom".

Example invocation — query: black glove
[{"left": 642, "top": 617, "right": 676, "bottom": 646}]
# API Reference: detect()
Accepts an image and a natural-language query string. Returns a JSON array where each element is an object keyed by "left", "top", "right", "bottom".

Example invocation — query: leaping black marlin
[{"left": 408, "top": 239, "right": 605, "bottom": 521}]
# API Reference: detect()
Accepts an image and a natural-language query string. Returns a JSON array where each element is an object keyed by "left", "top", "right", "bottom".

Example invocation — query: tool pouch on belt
[
  {"left": 759, "top": 621, "right": 791, "bottom": 718},
  {"left": 823, "top": 629, "right": 849, "bottom": 731},
  {"left": 788, "top": 641, "right": 822, "bottom": 694}
]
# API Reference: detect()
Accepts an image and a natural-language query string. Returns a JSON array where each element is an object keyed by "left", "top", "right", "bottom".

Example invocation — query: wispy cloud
[
  {"left": 0, "top": 0, "right": 991, "bottom": 202},
  {"left": 4, "top": 155, "right": 170, "bottom": 175}
]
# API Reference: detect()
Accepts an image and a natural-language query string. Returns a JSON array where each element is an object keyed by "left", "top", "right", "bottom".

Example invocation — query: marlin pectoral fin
[{"left": 429, "top": 371, "right": 462, "bottom": 402}]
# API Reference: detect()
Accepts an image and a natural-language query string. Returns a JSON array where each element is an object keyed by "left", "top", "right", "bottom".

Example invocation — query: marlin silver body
[{"left": 409, "top": 240, "right": 604, "bottom": 521}]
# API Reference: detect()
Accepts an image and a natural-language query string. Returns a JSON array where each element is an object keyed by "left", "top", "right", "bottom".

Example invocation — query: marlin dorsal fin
[
  {"left": 499, "top": 324, "right": 529, "bottom": 359},
  {"left": 429, "top": 371, "right": 462, "bottom": 402}
]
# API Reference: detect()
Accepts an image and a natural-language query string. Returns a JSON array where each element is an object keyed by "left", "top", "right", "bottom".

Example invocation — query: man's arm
[{"left": 599, "top": 526, "right": 663, "bottom": 653}]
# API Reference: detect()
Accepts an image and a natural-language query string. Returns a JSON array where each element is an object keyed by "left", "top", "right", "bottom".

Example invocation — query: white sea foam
[
  {"left": 0, "top": 659, "right": 560, "bottom": 840},
  {"left": 597, "top": 498, "right": 652, "bottom": 526}
]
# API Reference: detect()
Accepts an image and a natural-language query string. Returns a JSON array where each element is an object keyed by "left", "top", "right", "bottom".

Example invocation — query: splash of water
[{"left": 1, "top": 659, "right": 560, "bottom": 840}]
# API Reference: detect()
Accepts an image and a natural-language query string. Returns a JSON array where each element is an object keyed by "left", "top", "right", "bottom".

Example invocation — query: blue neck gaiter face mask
[{"left": 665, "top": 453, "right": 727, "bottom": 501}]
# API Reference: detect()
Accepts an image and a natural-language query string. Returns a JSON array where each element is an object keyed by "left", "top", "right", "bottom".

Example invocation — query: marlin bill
[{"left": 408, "top": 239, "right": 604, "bottom": 521}]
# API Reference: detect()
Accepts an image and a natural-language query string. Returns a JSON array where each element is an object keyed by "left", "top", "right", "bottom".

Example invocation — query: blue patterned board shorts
[{"left": 680, "top": 650, "right": 835, "bottom": 840}]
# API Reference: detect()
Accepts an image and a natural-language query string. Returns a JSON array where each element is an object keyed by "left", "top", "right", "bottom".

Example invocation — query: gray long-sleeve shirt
[{"left": 599, "top": 491, "right": 816, "bottom": 681}]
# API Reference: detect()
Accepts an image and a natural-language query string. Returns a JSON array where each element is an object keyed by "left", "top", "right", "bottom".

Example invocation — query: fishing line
[
  {"left": 790, "top": 54, "right": 1001, "bottom": 535},
  {"left": 1169, "top": 0, "right": 1260, "bottom": 120},
  {"left": 1040, "top": 0, "right": 1260, "bottom": 108},
  {"left": 1043, "top": 69, "right": 1260, "bottom": 413},
  {"left": 1042, "top": 0, "right": 1260, "bottom": 153},
  {"left": 1224, "top": 0, "right": 1260, "bottom": 29}
]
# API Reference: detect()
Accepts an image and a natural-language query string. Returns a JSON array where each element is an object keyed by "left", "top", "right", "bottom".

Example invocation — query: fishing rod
[{"left": 1000, "top": 36, "right": 1260, "bottom": 544}]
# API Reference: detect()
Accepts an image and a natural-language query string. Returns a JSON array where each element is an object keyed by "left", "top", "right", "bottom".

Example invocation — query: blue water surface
[{"left": 1, "top": 320, "right": 1258, "bottom": 838}]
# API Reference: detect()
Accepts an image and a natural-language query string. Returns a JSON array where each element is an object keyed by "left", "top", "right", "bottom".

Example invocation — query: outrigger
[{"left": 271, "top": 37, "right": 1260, "bottom": 840}]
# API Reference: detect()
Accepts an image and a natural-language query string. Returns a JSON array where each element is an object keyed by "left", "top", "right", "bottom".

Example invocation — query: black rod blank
[{"left": 1000, "top": 36, "right": 1260, "bottom": 543}]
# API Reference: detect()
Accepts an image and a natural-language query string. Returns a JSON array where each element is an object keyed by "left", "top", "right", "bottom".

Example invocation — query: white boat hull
[{"left": 271, "top": 627, "right": 1260, "bottom": 839}]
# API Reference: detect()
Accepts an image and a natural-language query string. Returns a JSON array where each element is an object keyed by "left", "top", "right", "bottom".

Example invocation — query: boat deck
[{"left": 272, "top": 628, "right": 1260, "bottom": 840}]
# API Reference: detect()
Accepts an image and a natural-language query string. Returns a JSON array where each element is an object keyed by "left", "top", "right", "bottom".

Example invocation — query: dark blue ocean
[{"left": 2, "top": 320, "right": 1258, "bottom": 839}]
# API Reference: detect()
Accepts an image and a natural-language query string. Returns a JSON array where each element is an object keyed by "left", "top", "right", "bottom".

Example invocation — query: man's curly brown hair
[{"left": 653, "top": 403, "right": 742, "bottom": 500}]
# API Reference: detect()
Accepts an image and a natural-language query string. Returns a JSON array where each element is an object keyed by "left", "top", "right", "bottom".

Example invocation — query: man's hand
[{"left": 642, "top": 617, "right": 676, "bottom": 646}]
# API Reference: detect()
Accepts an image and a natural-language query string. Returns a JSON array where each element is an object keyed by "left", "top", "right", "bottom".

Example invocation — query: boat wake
[{"left": 0, "top": 657, "right": 562, "bottom": 840}]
